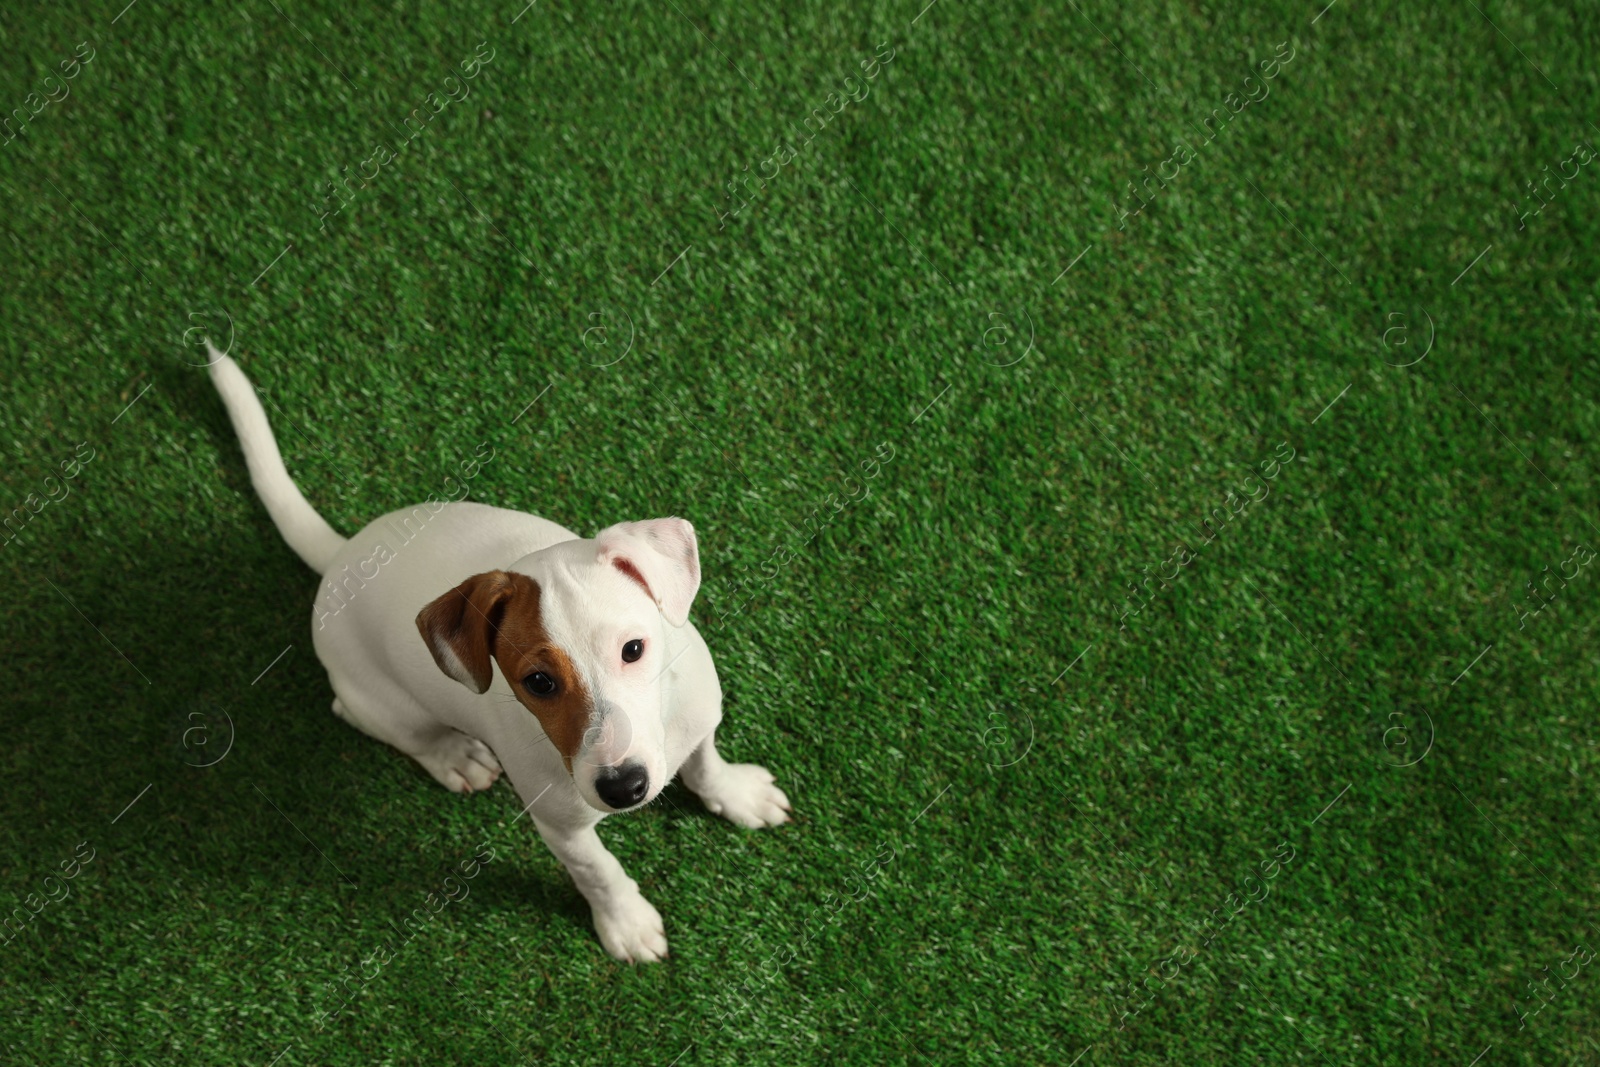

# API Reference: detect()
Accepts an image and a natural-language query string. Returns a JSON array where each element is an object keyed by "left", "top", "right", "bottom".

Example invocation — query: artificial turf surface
[{"left": 3, "top": 0, "right": 1599, "bottom": 1062}]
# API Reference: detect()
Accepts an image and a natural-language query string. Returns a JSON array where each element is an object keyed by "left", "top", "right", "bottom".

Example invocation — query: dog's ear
[
  {"left": 416, "top": 571, "right": 518, "bottom": 693},
  {"left": 595, "top": 518, "right": 701, "bottom": 626}
]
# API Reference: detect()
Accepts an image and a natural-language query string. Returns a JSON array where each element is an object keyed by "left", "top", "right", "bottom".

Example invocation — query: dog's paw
[
  {"left": 593, "top": 890, "right": 669, "bottom": 964},
  {"left": 698, "top": 763, "right": 792, "bottom": 830},
  {"left": 417, "top": 731, "right": 502, "bottom": 794}
]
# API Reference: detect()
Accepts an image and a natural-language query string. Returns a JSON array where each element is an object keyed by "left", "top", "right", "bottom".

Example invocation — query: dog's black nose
[{"left": 594, "top": 763, "right": 650, "bottom": 809}]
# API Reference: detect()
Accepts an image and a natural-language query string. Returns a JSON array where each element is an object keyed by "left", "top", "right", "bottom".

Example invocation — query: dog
[{"left": 209, "top": 350, "right": 790, "bottom": 962}]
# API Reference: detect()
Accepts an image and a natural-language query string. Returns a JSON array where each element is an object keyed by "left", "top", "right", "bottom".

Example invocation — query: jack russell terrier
[{"left": 209, "top": 350, "right": 790, "bottom": 962}]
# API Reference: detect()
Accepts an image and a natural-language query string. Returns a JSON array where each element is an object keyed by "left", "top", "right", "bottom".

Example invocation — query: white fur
[{"left": 210, "top": 354, "right": 790, "bottom": 962}]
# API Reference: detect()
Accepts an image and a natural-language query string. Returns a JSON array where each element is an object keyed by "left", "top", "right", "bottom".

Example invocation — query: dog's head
[{"left": 414, "top": 518, "right": 700, "bottom": 814}]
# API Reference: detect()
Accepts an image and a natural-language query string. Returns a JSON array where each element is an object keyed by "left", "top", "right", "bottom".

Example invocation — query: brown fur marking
[{"left": 416, "top": 571, "right": 592, "bottom": 766}]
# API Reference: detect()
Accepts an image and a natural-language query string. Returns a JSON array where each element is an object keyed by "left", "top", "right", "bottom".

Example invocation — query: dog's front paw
[
  {"left": 416, "top": 731, "right": 502, "bottom": 794},
  {"left": 699, "top": 763, "right": 792, "bottom": 830},
  {"left": 593, "top": 890, "right": 669, "bottom": 964}
]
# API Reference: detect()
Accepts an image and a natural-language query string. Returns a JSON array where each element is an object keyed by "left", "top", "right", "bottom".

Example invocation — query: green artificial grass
[{"left": 3, "top": 0, "right": 1599, "bottom": 1062}]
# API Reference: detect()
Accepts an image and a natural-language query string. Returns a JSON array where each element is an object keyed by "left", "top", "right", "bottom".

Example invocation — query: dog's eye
[
  {"left": 621, "top": 639, "right": 644, "bottom": 663},
  {"left": 523, "top": 672, "right": 557, "bottom": 696}
]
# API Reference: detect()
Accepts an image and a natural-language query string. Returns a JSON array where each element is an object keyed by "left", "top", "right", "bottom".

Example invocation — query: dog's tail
[{"left": 208, "top": 345, "right": 347, "bottom": 575}]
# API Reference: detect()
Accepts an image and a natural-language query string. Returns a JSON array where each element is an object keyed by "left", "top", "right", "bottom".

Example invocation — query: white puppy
[{"left": 209, "top": 352, "right": 790, "bottom": 962}]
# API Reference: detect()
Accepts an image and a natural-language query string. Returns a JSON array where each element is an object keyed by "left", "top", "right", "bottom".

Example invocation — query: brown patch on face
[{"left": 416, "top": 571, "right": 593, "bottom": 768}]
